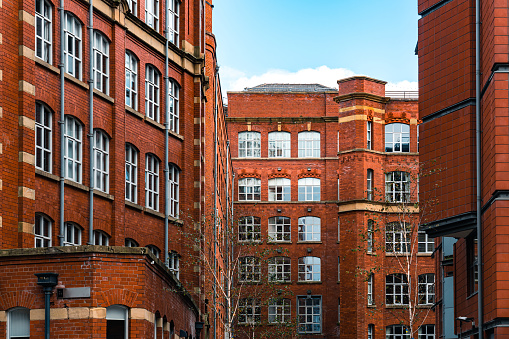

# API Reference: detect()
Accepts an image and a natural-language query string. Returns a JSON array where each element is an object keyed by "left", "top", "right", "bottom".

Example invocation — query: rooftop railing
[{"left": 385, "top": 91, "right": 418, "bottom": 99}]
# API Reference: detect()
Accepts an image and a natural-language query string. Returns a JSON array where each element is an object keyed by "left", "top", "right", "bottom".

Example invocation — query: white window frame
[
  {"left": 7, "top": 307, "right": 30, "bottom": 339},
  {"left": 168, "top": 252, "right": 180, "bottom": 279},
  {"left": 64, "top": 115, "right": 82, "bottom": 183},
  {"left": 367, "top": 274, "right": 374, "bottom": 305},
  {"left": 418, "top": 325, "right": 435, "bottom": 339},
  {"left": 168, "top": 0, "right": 179, "bottom": 46},
  {"left": 238, "top": 298, "right": 260, "bottom": 325},
  {"left": 367, "top": 120, "right": 372, "bottom": 150},
  {"left": 418, "top": 231, "right": 434, "bottom": 253},
  {"left": 367, "top": 219, "right": 374, "bottom": 253},
  {"left": 169, "top": 164, "right": 180, "bottom": 217},
  {"left": 298, "top": 256, "right": 321, "bottom": 282},
  {"left": 125, "top": 51, "right": 138, "bottom": 110},
  {"left": 368, "top": 324, "right": 374, "bottom": 339},
  {"left": 386, "top": 325, "right": 410, "bottom": 339},
  {"left": 385, "top": 274, "right": 409, "bottom": 305},
  {"left": 268, "top": 216, "right": 291, "bottom": 242},
  {"left": 238, "top": 177, "right": 260, "bottom": 201},
  {"left": 125, "top": 238, "right": 138, "bottom": 247},
  {"left": 35, "top": 0, "right": 52, "bottom": 63},
  {"left": 385, "top": 123, "right": 410, "bottom": 153},
  {"left": 64, "top": 222, "right": 82, "bottom": 246},
  {"left": 125, "top": 144, "right": 138, "bottom": 203},
  {"left": 63, "top": 12, "right": 82, "bottom": 79},
  {"left": 146, "top": 244, "right": 160, "bottom": 258},
  {"left": 268, "top": 131, "right": 291, "bottom": 158},
  {"left": 168, "top": 79, "right": 179, "bottom": 133},
  {"left": 268, "top": 177, "right": 291, "bottom": 201},
  {"left": 35, "top": 102, "right": 52, "bottom": 172},
  {"left": 93, "top": 31, "right": 109, "bottom": 94},
  {"left": 93, "top": 130, "right": 109, "bottom": 193},
  {"left": 367, "top": 169, "right": 373, "bottom": 200},
  {"left": 385, "top": 222, "right": 410, "bottom": 253},
  {"left": 127, "top": 0, "right": 137, "bottom": 16},
  {"left": 298, "top": 177, "right": 320, "bottom": 201},
  {"left": 34, "top": 213, "right": 52, "bottom": 248},
  {"left": 238, "top": 131, "right": 261, "bottom": 158},
  {"left": 145, "top": 154, "right": 160, "bottom": 211},
  {"left": 238, "top": 216, "right": 261, "bottom": 242},
  {"left": 106, "top": 305, "right": 128, "bottom": 339},
  {"left": 145, "top": 65, "right": 160, "bottom": 122},
  {"left": 298, "top": 216, "right": 321, "bottom": 242},
  {"left": 268, "top": 256, "right": 291, "bottom": 282},
  {"left": 93, "top": 230, "right": 110, "bottom": 246},
  {"left": 418, "top": 274, "right": 435, "bottom": 305},
  {"left": 145, "top": 0, "right": 159, "bottom": 31},
  {"left": 268, "top": 298, "right": 290, "bottom": 324},
  {"left": 297, "top": 296, "right": 321, "bottom": 334},
  {"left": 239, "top": 256, "right": 261, "bottom": 282},
  {"left": 385, "top": 171, "right": 410, "bottom": 203},
  {"left": 298, "top": 131, "right": 320, "bottom": 158}
]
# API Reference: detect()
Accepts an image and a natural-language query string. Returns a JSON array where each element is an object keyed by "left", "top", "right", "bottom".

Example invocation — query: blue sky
[{"left": 212, "top": 0, "right": 419, "bottom": 93}]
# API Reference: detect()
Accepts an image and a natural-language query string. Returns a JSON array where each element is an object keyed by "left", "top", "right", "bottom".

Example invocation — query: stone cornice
[{"left": 334, "top": 92, "right": 390, "bottom": 104}]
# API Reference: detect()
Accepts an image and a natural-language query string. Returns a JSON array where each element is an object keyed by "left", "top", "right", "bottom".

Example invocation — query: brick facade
[
  {"left": 0, "top": 0, "right": 231, "bottom": 337},
  {"left": 418, "top": 0, "right": 509, "bottom": 337},
  {"left": 227, "top": 77, "right": 434, "bottom": 338}
]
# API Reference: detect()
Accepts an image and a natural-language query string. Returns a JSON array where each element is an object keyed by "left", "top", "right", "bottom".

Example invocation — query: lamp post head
[{"left": 35, "top": 273, "right": 59, "bottom": 288}]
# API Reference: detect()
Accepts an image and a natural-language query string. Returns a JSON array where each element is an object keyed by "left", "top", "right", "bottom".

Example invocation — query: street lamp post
[{"left": 35, "top": 273, "right": 59, "bottom": 339}]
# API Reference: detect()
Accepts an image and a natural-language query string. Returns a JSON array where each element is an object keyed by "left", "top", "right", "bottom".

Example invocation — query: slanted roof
[{"left": 243, "top": 83, "right": 337, "bottom": 93}]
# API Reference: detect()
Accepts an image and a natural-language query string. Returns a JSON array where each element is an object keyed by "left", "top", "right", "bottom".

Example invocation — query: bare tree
[{"left": 352, "top": 162, "right": 440, "bottom": 338}]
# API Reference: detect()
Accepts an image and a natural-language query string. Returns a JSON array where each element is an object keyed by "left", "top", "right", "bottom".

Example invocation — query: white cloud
[
  {"left": 219, "top": 65, "right": 418, "bottom": 96},
  {"left": 385, "top": 80, "right": 418, "bottom": 91}
]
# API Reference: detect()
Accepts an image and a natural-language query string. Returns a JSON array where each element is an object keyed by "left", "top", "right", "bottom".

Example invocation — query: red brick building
[
  {"left": 227, "top": 77, "right": 435, "bottom": 338},
  {"left": 418, "top": 0, "right": 509, "bottom": 338},
  {"left": 0, "top": 0, "right": 232, "bottom": 338}
]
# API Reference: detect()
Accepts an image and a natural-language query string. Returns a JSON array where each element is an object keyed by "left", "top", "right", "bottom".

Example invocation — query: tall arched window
[
  {"left": 169, "top": 164, "right": 180, "bottom": 217},
  {"left": 35, "top": 0, "right": 52, "bottom": 63},
  {"left": 125, "top": 51, "right": 138, "bottom": 109},
  {"left": 168, "top": 79, "right": 180, "bottom": 133},
  {"left": 93, "top": 230, "right": 110, "bottom": 246},
  {"left": 238, "top": 216, "right": 261, "bottom": 242},
  {"left": 93, "top": 31, "right": 109, "bottom": 94},
  {"left": 298, "top": 131, "right": 320, "bottom": 157},
  {"left": 64, "top": 115, "right": 83, "bottom": 183},
  {"left": 298, "top": 256, "right": 321, "bottom": 281},
  {"left": 35, "top": 213, "right": 52, "bottom": 247},
  {"left": 385, "top": 123, "right": 410, "bottom": 152},
  {"left": 93, "top": 130, "right": 110, "bottom": 193},
  {"left": 385, "top": 171, "right": 410, "bottom": 203},
  {"left": 168, "top": 0, "right": 179, "bottom": 45},
  {"left": 63, "top": 222, "right": 82, "bottom": 246},
  {"left": 268, "top": 216, "right": 291, "bottom": 242},
  {"left": 385, "top": 274, "right": 409, "bottom": 305},
  {"left": 125, "top": 144, "right": 138, "bottom": 203},
  {"left": 63, "top": 12, "right": 82, "bottom": 79},
  {"left": 145, "top": 0, "right": 159, "bottom": 31},
  {"left": 268, "top": 257, "right": 291, "bottom": 282},
  {"left": 268, "top": 178, "right": 291, "bottom": 201},
  {"left": 145, "top": 154, "right": 160, "bottom": 211},
  {"left": 268, "top": 131, "right": 290, "bottom": 157},
  {"left": 298, "top": 178, "right": 320, "bottom": 201},
  {"left": 238, "top": 177, "right": 260, "bottom": 201},
  {"left": 35, "top": 102, "right": 52, "bottom": 172},
  {"left": 238, "top": 131, "right": 261, "bottom": 158},
  {"left": 298, "top": 216, "right": 320, "bottom": 241},
  {"left": 145, "top": 65, "right": 160, "bottom": 122},
  {"left": 127, "top": 0, "right": 137, "bottom": 16}
]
